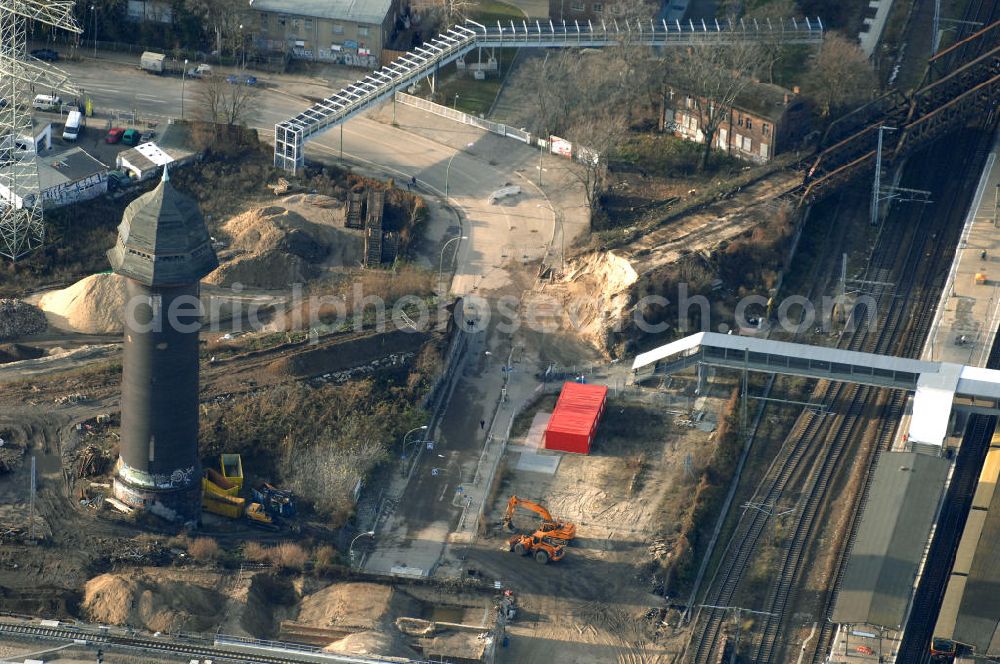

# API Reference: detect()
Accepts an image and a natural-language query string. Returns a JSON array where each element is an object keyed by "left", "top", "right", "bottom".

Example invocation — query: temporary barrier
[{"left": 543, "top": 382, "right": 608, "bottom": 454}]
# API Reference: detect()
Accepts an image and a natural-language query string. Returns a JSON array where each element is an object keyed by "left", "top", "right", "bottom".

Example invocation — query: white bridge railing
[{"left": 274, "top": 17, "right": 824, "bottom": 173}]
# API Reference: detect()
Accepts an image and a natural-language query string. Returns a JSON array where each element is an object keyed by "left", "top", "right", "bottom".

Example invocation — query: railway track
[
  {"left": 0, "top": 618, "right": 405, "bottom": 664},
  {"left": 688, "top": 112, "right": 992, "bottom": 663},
  {"left": 754, "top": 123, "right": 995, "bottom": 663},
  {"left": 690, "top": 174, "right": 929, "bottom": 663}
]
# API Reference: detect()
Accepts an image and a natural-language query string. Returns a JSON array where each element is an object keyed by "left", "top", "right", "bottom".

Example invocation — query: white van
[
  {"left": 32, "top": 94, "right": 61, "bottom": 111},
  {"left": 62, "top": 110, "right": 82, "bottom": 141}
]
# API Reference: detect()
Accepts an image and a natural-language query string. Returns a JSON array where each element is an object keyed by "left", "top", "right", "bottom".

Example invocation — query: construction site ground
[{"left": 449, "top": 388, "right": 731, "bottom": 663}]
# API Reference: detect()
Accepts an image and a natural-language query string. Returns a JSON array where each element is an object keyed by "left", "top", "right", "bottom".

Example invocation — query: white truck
[
  {"left": 139, "top": 51, "right": 166, "bottom": 74},
  {"left": 62, "top": 109, "right": 82, "bottom": 141}
]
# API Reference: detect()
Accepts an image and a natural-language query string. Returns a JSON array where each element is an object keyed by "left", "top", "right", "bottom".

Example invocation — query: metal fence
[{"left": 394, "top": 92, "right": 531, "bottom": 144}]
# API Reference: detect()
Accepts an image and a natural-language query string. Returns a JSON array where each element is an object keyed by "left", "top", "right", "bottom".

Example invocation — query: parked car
[
  {"left": 186, "top": 63, "right": 213, "bottom": 78},
  {"left": 140, "top": 130, "right": 156, "bottom": 143},
  {"left": 105, "top": 127, "right": 125, "bottom": 144},
  {"left": 30, "top": 48, "right": 59, "bottom": 61},
  {"left": 122, "top": 129, "right": 140, "bottom": 146},
  {"left": 106, "top": 170, "right": 131, "bottom": 191},
  {"left": 0, "top": 98, "right": 6, "bottom": 108},
  {"left": 226, "top": 74, "right": 257, "bottom": 86}
]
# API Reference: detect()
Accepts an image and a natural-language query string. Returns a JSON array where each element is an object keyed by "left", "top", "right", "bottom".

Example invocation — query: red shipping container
[{"left": 543, "top": 382, "right": 608, "bottom": 454}]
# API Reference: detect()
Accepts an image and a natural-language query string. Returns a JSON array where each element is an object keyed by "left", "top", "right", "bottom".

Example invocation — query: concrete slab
[
  {"left": 524, "top": 410, "right": 550, "bottom": 449},
  {"left": 515, "top": 449, "right": 560, "bottom": 474}
]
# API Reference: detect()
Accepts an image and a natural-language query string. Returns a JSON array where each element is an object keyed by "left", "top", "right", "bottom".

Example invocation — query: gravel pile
[{"left": 0, "top": 299, "right": 47, "bottom": 341}]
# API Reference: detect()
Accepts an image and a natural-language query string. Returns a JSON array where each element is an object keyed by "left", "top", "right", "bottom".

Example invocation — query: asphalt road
[{"left": 45, "top": 55, "right": 558, "bottom": 298}]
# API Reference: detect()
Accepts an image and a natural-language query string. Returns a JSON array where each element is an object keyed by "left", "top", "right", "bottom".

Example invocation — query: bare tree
[
  {"left": 803, "top": 32, "right": 877, "bottom": 117},
  {"left": 196, "top": 75, "right": 258, "bottom": 127},
  {"left": 565, "top": 112, "right": 628, "bottom": 212},
  {"left": 661, "top": 41, "right": 764, "bottom": 170}
]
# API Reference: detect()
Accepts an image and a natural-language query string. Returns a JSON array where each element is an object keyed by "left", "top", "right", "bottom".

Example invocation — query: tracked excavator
[{"left": 502, "top": 495, "right": 576, "bottom": 544}]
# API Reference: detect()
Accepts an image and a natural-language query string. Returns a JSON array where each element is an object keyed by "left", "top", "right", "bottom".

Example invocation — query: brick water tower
[{"left": 107, "top": 168, "right": 218, "bottom": 522}]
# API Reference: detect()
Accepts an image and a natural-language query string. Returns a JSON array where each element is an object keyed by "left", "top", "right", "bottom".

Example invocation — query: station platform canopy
[
  {"left": 831, "top": 451, "right": 950, "bottom": 628},
  {"left": 632, "top": 332, "right": 1000, "bottom": 449}
]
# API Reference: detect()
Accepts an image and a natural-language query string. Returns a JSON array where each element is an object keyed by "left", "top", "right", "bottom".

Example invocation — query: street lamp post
[
  {"left": 181, "top": 59, "right": 188, "bottom": 120},
  {"left": 438, "top": 234, "right": 468, "bottom": 285},
  {"left": 402, "top": 438, "right": 434, "bottom": 461},
  {"left": 90, "top": 5, "right": 97, "bottom": 58},
  {"left": 453, "top": 93, "right": 459, "bottom": 109},
  {"left": 401, "top": 425, "right": 428, "bottom": 459},
  {"left": 348, "top": 530, "right": 375, "bottom": 565},
  {"left": 239, "top": 23, "right": 246, "bottom": 69}
]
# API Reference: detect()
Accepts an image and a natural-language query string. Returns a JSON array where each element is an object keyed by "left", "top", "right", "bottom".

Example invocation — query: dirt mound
[
  {"left": 207, "top": 207, "right": 328, "bottom": 289},
  {"left": 545, "top": 251, "right": 638, "bottom": 353},
  {"left": 82, "top": 573, "right": 222, "bottom": 633},
  {"left": 0, "top": 343, "right": 45, "bottom": 364},
  {"left": 0, "top": 299, "right": 47, "bottom": 340},
  {"left": 297, "top": 582, "right": 420, "bottom": 631},
  {"left": 324, "top": 630, "right": 418, "bottom": 659},
  {"left": 265, "top": 329, "right": 428, "bottom": 379},
  {"left": 38, "top": 274, "right": 127, "bottom": 335}
]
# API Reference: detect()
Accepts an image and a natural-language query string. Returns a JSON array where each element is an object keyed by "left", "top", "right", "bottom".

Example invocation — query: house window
[
  {"left": 746, "top": 118, "right": 752, "bottom": 130},
  {"left": 357, "top": 25, "right": 369, "bottom": 36},
  {"left": 304, "top": 19, "right": 313, "bottom": 30},
  {"left": 333, "top": 23, "right": 344, "bottom": 34},
  {"left": 685, "top": 96, "right": 693, "bottom": 109},
  {"left": 592, "top": 2, "right": 603, "bottom": 12},
  {"left": 260, "top": 13, "right": 268, "bottom": 26},
  {"left": 760, "top": 142, "right": 769, "bottom": 158},
  {"left": 571, "top": 1, "right": 584, "bottom": 10},
  {"left": 762, "top": 122, "right": 770, "bottom": 137},
  {"left": 292, "top": 18, "right": 300, "bottom": 29},
  {"left": 737, "top": 115, "right": 744, "bottom": 127},
  {"left": 742, "top": 135, "right": 752, "bottom": 151}
]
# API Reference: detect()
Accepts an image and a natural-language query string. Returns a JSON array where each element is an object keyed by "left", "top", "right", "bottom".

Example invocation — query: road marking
[{"left": 439, "top": 483, "right": 449, "bottom": 501}]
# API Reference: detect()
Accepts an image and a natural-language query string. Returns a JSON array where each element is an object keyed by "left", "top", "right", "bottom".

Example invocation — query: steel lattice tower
[{"left": 0, "top": 0, "right": 79, "bottom": 260}]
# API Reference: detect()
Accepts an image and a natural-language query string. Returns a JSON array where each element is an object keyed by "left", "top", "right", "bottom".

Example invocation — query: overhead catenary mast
[{"left": 0, "top": 0, "right": 80, "bottom": 260}]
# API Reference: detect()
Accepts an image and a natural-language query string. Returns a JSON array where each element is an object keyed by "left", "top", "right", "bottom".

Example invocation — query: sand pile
[
  {"left": 324, "top": 630, "right": 418, "bottom": 659},
  {"left": 554, "top": 251, "right": 639, "bottom": 352},
  {"left": 297, "top": 582, "right": 419, "bottom": 631},
  {"left": 82, "top": 573, "right": 222, "bottom": 633},
  {"left": 0, "top": 299, "right": 47, "bottom": 340},
  {"left": 38, "top": 274, "right": 127, "bottom": 335},
  {"left": 207, "top": 206, "right": 328, "bottom": 289}
]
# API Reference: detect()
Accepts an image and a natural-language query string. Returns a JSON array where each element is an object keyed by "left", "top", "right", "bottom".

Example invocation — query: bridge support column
[{"left": 696, "top": 363, "right": 706, "bottom": 395}]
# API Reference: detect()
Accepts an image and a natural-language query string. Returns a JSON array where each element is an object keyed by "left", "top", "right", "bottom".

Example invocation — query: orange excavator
[
  {"left": 502, "top": 495, "right": 576, "bottom": 545},
  {"left": 508, "top": 532, "right": 565, "bottom": 564}
]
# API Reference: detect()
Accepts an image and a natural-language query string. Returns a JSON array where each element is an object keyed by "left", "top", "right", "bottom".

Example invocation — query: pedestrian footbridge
[
  {"left": 273, "top": 17, "right": 824, "bottom": 173},
  {"left": 632, "top": 332, "right": 1000, "bottom": 450}
]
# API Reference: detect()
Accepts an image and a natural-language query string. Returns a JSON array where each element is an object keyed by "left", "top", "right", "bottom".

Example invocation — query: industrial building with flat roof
[
  {"left": 831, "top": 451, "right": 951, "bottom": 629},
  {"left": 934, "top": 439, "right": 1000, "bottom": 656}
]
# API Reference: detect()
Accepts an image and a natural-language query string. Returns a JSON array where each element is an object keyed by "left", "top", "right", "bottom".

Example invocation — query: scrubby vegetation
[
  {"left": 200, "top": 341, "right": 444, "bottom": 527},
  {"left": 620, "top": 201, "right": 797, "bottom": 354},
  {"left": 658, "top": 388, "right": 743, "bottom": 595}
]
